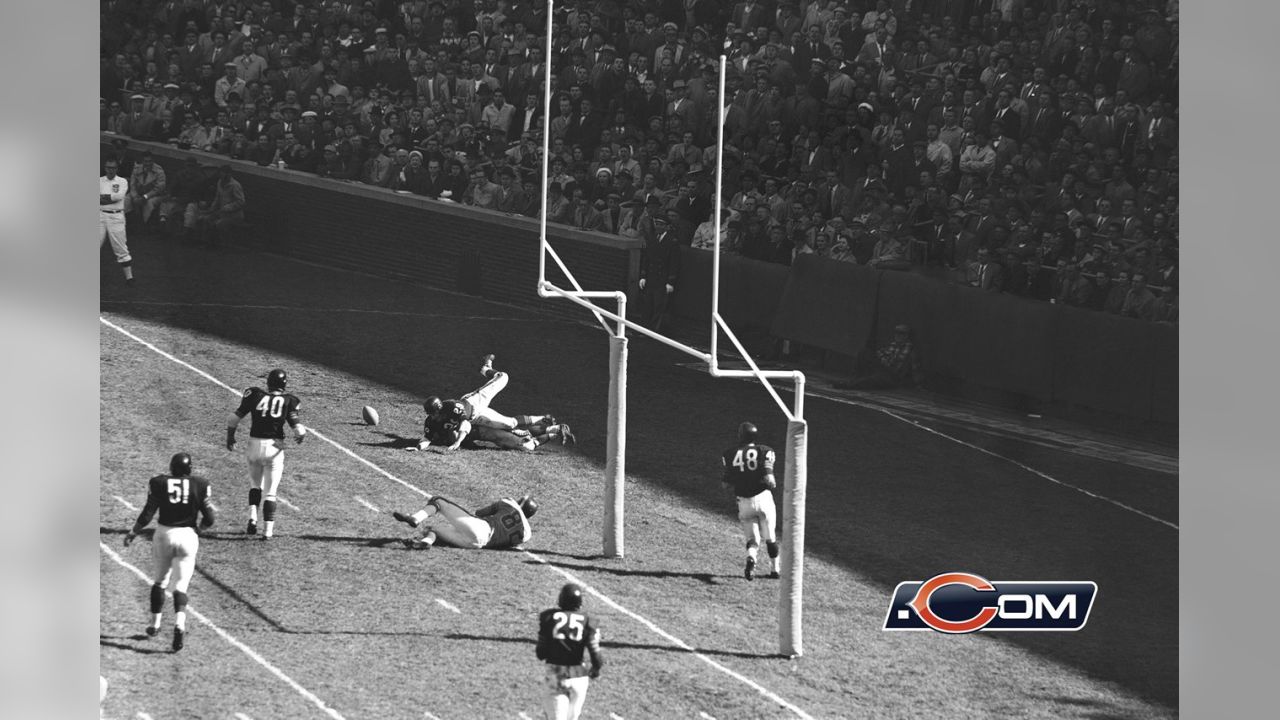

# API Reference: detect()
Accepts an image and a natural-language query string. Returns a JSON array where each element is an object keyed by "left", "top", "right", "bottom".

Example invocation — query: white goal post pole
[
  {"left": 779, "top": 419, "right": 808, "bottom": 658},
  {"left": 604, "top": 333, "right": 628, "bottom": 558}
]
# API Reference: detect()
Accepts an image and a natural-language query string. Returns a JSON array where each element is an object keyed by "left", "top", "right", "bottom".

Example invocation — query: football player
[
  {"left": 389, "top": 493, "right": 539, "bottom": 550},
  {"left": 407, "top": 354, "right": 574, "bottom": 451},
  {"left": 537, "top": 583, "right": 604, "bottom": 720},
  {"left": 721, "top": 422, "right": 781, "bottom": 580},
  {"left": 226, "top": 368, "right": 307, "bottom": 539},
  {"left": 123, "top": 452, "right": 216, "bottom": 652}
]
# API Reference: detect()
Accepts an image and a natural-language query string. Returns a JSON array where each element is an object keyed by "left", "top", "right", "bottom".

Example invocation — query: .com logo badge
[{"left": 883, "top": 572, "right": 1098, "bottom": 633}]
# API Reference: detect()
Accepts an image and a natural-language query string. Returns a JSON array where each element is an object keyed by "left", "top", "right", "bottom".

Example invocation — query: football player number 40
[
  {"left": 551, "top": 611, "right": 585, "bottom": 641},
  {"left": 167, "top": 477, "right": 189, "bottom": 505},
  {"left": 732, "top": 448, "right": 760, "bottom": 472},
  {"left": 256, "top": 394, "right": 286, "bottom": 418}
]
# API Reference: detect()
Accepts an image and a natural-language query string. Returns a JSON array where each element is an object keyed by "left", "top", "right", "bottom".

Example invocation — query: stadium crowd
[{"left": 101, "top": 0, "right": 1178, "bottom": 323}]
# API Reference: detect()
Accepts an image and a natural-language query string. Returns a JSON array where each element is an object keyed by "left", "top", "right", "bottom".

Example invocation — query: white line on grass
[
  {"left": 101, "top": 316, "right": 819, "bottom": 720},
  {"left": 234, "top": 713, "right": 255, "bottom": 720},
  {"left": 435, "top": 598, "right": 461, "bottom": 614},
  {"left": 276, "top": 495, "right": 300, "bottom": 511},
  {"left": 423, "top": 712, "right": 446, "bottom": 720},
  {"left": 699, "top": 712, "right": 719, "bottom": 720},
  {"left": 609, "top": 713, "right": 627, "bottom": 720},
  {"left": 137, "top": 713, "right": 154, "bottom": 720},
  {"left": 517, "top": 713, "right": 534, "bottom": 720},
  {"left": 114, "top": 496, "right": 137, "bottom": 512},
  {"left": 99, "top": 317, "right": 430, "bottom": 500},
  {"left": 100, "top": 542, "right": 348, "bottom": 720},
  {"left": 874, "top": 406, "right": 1179, "bottom": 530},
  {"left": 354, "top": 496, "right": 382, "bottom": 513}
]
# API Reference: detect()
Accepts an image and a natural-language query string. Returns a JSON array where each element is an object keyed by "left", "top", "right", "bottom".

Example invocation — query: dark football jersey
[
  {"left": 537, "top": 607, "right": 600, "bottom": 669},
  {"left": 721, "top": 442, "right": 777, "bottom": 497},
  {"left": 423, "top": 399, "right": 467, "bottom": 444},
  {"left": 236, "top": 387, "right": 302, "bottom": 439},
  {"left": 474, "top": 498, "right": 531, "bottom": 548},
  {"left": 139, "top": 473, "right": 214, "bottom": 529}
]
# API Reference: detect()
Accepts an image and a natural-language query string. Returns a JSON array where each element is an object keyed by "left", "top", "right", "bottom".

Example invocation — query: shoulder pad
[{"left": 243, "top": 387, "right": 258, "bottom": 397}]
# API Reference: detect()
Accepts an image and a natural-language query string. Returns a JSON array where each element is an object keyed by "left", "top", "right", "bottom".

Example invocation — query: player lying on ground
[
  {"left": 389, "top": 493, "right": 538, "bottom": 549},
  {"left": 406, "top": 354, "right": 576, "bottom": 452}
]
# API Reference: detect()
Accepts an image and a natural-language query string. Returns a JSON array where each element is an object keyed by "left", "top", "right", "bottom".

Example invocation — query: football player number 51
[
  {"left": 732, "top": 448, "right": 760, "bottom": 471},
  {"left": 167, "top": 477, "right": 189, "bottom": 505},
  {"left": 551, "top": 611, "right": 584, "bottom": 641}
]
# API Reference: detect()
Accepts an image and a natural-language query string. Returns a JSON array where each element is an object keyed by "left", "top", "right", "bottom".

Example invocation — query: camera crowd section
[{"left": 101, "top": 0, "right": 1177, "bottom": 323}]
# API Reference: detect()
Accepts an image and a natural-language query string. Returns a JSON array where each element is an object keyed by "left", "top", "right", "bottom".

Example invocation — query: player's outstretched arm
[{"left": 226, "top": 411, "right": 244, "bottom": 450}]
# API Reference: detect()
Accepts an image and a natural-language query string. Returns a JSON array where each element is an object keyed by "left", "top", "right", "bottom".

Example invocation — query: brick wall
[{"left": 104, "top": 136, "right": 642, "bottom": 319}]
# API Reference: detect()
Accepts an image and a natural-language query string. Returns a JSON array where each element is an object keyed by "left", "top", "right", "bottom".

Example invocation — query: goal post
[{"left": 534, "top": 1, "right": 809, "bottom": 657}]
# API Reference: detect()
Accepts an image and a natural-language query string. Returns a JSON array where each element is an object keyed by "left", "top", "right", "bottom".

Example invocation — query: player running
[
  {"left": 389, "top": 493, "right": 538, "bottom": 550},
  {"left": 721, "top": 421, "right": 781, "bottom": 580},
  {"left": 123, "top": 453, "right": 216, "bottom": 652},
  {"left": 537, "top": 583, "right": 604, "bottom": 720},
  {"left": 226, "top": 368, "right": 307, "bottom": 539},
  {"left": 407, "top": 354, "right": 575, "bottom": 452}
]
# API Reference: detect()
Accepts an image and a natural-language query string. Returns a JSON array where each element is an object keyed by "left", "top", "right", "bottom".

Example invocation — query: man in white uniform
[{"left": 100, "top": 158, "right": 136, "bottom": 285}]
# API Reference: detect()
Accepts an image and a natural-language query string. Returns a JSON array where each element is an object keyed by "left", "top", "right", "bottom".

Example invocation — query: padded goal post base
[
  {"left": 779, "top": 418, "right": 808, "bottom": 658},
  {"left": 604, "top": 334, "right": 628, "bottom": 559}
]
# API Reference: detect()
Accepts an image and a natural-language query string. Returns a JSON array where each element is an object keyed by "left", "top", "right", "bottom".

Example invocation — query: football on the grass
[{"left": 361, "top": 406, "right": 379, "bottom": 426}]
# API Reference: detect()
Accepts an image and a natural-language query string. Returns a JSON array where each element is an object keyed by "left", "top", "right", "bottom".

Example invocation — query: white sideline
[
  {"left": 114, "top": 495, "right": 138, "bottom": 512},
  {"left": 99, "top": 317, "right": 431, "bottom": 500},
  {"left": 435, "top": 598, "right": 461, "bottom": 614},
  {"left": 234, "top": 713, "right": 255, "bottom": 720},
  {"left": 100, "top": 315, "right": 819, "bottom": 720},
  {"left": 354, "top": 496, "right": 382, "bottom": 513},
  {"left": 99, "top": 542, "right": 347, "bottom": 720}
]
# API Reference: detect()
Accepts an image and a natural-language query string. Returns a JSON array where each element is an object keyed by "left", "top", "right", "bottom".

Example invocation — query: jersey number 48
[{"left": 732, "top": 448, "right": 761, "bottom": 472}]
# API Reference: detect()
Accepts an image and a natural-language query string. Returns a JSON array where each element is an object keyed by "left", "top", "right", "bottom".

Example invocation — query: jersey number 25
[{"left": 551, "top": 611, "right": 584, "bottom": 641}]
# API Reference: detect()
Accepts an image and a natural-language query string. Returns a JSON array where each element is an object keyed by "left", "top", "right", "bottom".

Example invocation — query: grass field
[{"left": 99, "top": 237, "right": 1177, "bottom": 719}]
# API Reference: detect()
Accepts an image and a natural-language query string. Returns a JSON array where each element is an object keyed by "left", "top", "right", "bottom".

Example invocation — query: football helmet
[
  {"left": 737, "top": 421, "right": 758, "bottom": 444},
  {"left": 267, "top": 368, "right": 288, "bottom": 391},
  {"left": 558, "top": 582, "right": 584, "bottom": 611},
  {"left": 518, "top": 494, "right": 538, "bottom": 519},
  {"left": 169, "top": 452, "right": 192, "bottom": 477},
  {"left": 424, "top": 396, "right": 443, "bottom": 413}
]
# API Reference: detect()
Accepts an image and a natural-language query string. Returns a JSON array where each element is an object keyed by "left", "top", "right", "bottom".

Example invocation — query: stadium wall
[{"left": 103, "top": 136, "right": 643, "bottom": 320}]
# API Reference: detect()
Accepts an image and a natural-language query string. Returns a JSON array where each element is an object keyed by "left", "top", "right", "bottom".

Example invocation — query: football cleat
[
  {"left": 560, "top": 424, "right": 576, "bottom": 446},
  {"left": 401, "top": 537, "right": 429, "bottom": 550},
  {"left": 392, "top": 511, "right": 419, "bottom": 528},
  {"left": 172, "top": 628, "right": 185, "bottom": 652},
  {"left": 479, "top": 354, "right": 496, "bottom": 378},
  {"left": 246, "top": 520, "right": 258, "bottom": 535},
  {"left": 768, "top": 569, "right": 780, "bottom": 580},
  {"left": 145, "top": 625, "right": 160, "bottom": 637},
  {"left": 744, "top": 557, "right": 756, "bottom": 581}
]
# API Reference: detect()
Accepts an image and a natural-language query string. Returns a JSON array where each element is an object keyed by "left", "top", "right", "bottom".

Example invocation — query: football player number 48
[
  {"left": 732, "top": 448, "right": 760, "bottom": 472},
  {"left": 551, "top": 611, "right": 585, "bottom": 641}
]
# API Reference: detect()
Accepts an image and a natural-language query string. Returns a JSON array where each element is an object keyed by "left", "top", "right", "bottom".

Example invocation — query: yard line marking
[
  {"left": 517, "top": 713, "right": 534, "bottom": 720},
  {"left": 234, "top": 713, "right": 255, "bottom": 720},
  {"left": 100, "top": 542, "right": 349, "bottom": 720},
  {"left": 100, "top": 299, "right": 562, "bottom": 324},
  {"left": 435, "top": 598, "right": 462, "bottom": 614},
  {"left": 100, "top": 316, "right": 430, "bottom": 500},
  {"left": 114, "top": 495, "right": 137, "bottom": 512},
  {"left": 424, "top": 713, "right": 446, "bottom": 720},
  {"left": 874, "top": 407, "right": 1179, "bottom": 531},
  {"left": 699, "top": 712, "right": 719, "bottom": 720},
  {"left": 354, "top": 496, "right": 382, "bottom": 513},
  {"left": 275, "top": 495, "right": 300, "bottom": 511},
  {"left": 137, "top": 713, "right": 154, "bottom": 720},
  {"left": 101, "top": 317, "right": 819, "bottom": 720},
  {"left": 609, "top": 713, "right": 627, "bottom": 720}
]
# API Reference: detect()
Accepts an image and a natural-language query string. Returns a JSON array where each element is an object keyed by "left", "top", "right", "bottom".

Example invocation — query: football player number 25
[
  {"left": 732, "top": 448, "right": 760, "bottom": 472},
  {"left": 551, "top": 611, "right": 584, "bottom": 641},
  {"left": 256, "top": 394, "right": 286, "bottom": 418},
  {"left": 167, "top": 477, "right": 189, "bottom": 505}
]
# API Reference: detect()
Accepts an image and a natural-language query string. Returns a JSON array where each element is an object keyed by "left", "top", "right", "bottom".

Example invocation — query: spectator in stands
[
  {"left": 189, "top": 165, "right": 245, "bottom": 246},
  {"left": 127, "top": 151, "right": 166, "bottom": 231}
]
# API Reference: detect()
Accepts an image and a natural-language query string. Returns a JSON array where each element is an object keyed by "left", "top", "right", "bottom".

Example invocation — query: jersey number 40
[{"left": 256, "top": 394, "right": 286, "bottom": 418}]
